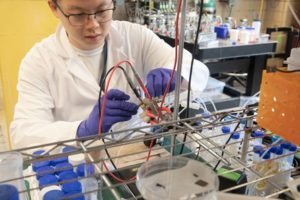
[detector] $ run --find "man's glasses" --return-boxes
[54,1,115,26]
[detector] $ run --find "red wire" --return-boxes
[99,60,151,183]
[99,0,182,183]
[146,0,182,169]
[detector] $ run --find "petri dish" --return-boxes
[136,157,219,200]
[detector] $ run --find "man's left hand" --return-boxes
[146,68,176,97]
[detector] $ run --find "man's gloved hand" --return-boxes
[77,89,139,138]
[146,68,176,97]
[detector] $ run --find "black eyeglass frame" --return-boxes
[53,1,116,26]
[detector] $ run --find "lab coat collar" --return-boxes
[53,22,130,91]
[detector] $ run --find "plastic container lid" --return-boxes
[36,166,55,179]
[62,146,77,153]
[55,163,73,175]
[221,126,230,134]
[289,144,297,152]
[231,132,240,140]
[69,154,85,167]
[43,190,64,200]
[58,171,78,182]
[76,163,95,177]
[201,112,211,119]
[39,175,58,188]
[262,152,271,160]
[51,156,68,166]
[41,185,63,200]
[276,147,283,155]
[281,142,291,150]
[253,145,263,154]
[62,181,82,193]
[270,146,278,154]
[0,184,19,200]
[252,130,264,138]
[32,150,50,172]
[136,157,219,200]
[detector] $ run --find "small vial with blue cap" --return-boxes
[77,163,98,200]
[55,162,74,176]
[36,166,55,179]
[251,130,265,146]
[217,126,231,145]
[227,132,241,161]
[32,150,50,172]
[286,144,297,167]
[39,174,58,188]
[40,185,64,200]
[253,145,263,164]
[62,181,83,200]
[58,171,78,182]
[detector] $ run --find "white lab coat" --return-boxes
[10,21,209,149]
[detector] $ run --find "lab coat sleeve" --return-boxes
[138,26,209,91]
[10,48,81,149]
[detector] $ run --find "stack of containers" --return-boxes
[31,146,98,200]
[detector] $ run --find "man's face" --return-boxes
[49,0,114,50]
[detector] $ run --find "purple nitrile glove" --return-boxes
[77,89,139,138]
[146,68,177,97]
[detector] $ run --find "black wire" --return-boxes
[179,0,204,155]
[213,120,241,171]
[275,67,300,73]
[98,66,140,186]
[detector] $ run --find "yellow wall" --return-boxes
[0,0,59,149]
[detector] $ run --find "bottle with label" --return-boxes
[252,19,261,40]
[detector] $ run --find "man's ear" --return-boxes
[48,0,60,18]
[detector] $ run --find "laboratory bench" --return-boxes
[158,35,277,97]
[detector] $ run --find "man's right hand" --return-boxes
[77,89,139,138]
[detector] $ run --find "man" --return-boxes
[10,0,209,149]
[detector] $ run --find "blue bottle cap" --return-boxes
[55,163,73,175]
[0,184,19,200]
[253,130,264,137]
[39,175,58,188]
[33,150,49,157]
[221,126,230,134]
[62,146,77,153]
[62,181,82,193]
[63,192,85,200]
[51,156,68,166]
[232,132,240,140]
[270,146,278,154]
[281,142,291,150]
[201,112,211,119]
[77,163,95,177]
[262,152,271,160]
[289,144,297,152]
[43,190,64,200]
[32,150,50,172]
[36,166,55,179]
[58,171,78,182]
[276,147,283,155]
[253,145,263,154]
